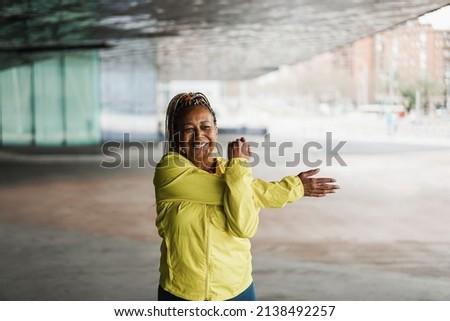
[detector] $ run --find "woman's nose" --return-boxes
[194,127,203,137]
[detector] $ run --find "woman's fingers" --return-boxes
[315,177,337,184]
[298,169,340,197]
[317,182,340,190]
[228,137,250,160]
[305,189,336,197]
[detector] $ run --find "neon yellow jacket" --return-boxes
[153,151,304,301]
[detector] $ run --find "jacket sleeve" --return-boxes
[223,158,259,238]
[251,176,304,208]
[153,153,224,205]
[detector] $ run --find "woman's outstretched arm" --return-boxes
[251,169,339,208]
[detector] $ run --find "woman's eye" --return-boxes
[184,128,194,132]
[203,126,211,130]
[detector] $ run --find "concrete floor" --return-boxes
[1,116,450,301]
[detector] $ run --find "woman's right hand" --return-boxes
[228,137,251,160]
[298,168,339,197]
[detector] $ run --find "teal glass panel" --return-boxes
[33,56,64,146]
[0,65,33,145]
[64,51,101,145]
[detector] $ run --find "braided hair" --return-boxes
[164,92,217,154]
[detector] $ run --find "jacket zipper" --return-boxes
[204,204,211,301]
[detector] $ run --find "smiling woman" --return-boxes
[153,92,339,301]
[177,104,218,173]
[164,93,218,171]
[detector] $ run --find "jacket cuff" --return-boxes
[227,158,250,168]
[293,175,305,198]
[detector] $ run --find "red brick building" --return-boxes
[332,19,449,108]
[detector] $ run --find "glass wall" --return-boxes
[0,51,101,146]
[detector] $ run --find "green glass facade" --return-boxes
[0,51,101,146]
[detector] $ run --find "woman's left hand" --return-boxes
[298,168,339,197]
[228,137,251,160]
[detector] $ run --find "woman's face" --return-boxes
[177,106,218,170]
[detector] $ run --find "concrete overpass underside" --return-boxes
[1,0,449,80]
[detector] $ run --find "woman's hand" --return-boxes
[228,137,251,160]
[298,168,339,197]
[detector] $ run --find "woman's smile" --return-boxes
[192,141,209,148]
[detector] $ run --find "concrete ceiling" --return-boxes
[1,0,449,80]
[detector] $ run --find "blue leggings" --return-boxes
[158,283,256,301]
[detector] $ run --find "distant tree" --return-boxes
[400,87,415,112]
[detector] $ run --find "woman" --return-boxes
[153,92,339,301]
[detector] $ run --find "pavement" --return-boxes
[1,113,450,301]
